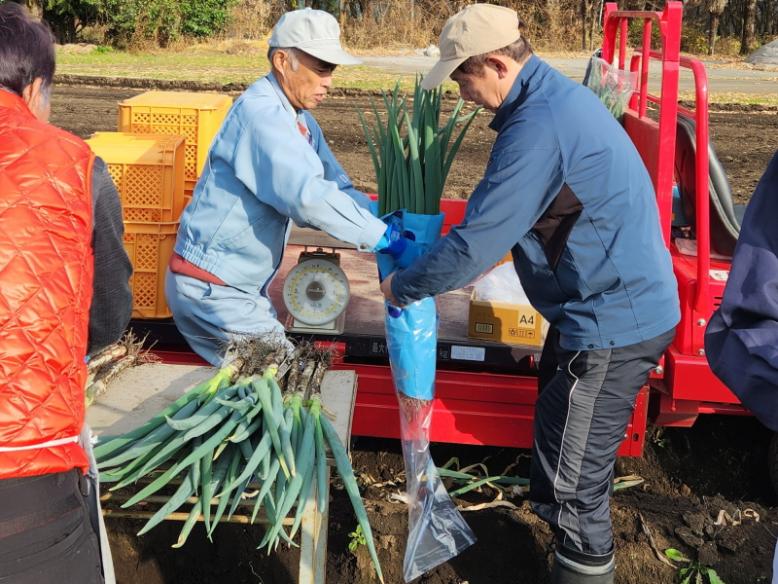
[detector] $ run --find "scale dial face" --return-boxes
[282,258,350,326]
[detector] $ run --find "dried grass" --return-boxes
[225,0,280,40]
[223,0,591,52]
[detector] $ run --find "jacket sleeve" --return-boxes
[232,109,385,251]
[88,157,133,356]
[705,151,778,431]
[391,140,562,305]
[306,111,372,210]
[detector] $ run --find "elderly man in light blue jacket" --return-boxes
[166,9,403,365]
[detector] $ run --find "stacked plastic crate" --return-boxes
[87,92,232,319]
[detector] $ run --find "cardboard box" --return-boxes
[467,292,546,348]
[497,251,513,266]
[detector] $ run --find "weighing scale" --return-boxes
[282,247,350,335]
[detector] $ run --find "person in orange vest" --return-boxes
[0,5,132,583]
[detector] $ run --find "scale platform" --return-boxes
[269,229,538,373]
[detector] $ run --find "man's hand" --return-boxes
[386,236,422,269]
[380,272,402,307]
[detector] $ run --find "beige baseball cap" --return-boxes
[269,8,361,66]
[422,3,521,90]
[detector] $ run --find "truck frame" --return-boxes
[141,1,756,470]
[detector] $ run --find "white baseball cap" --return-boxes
[269,8,361,66]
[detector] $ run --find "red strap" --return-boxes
[169,253,226,286]
[297,120,312,144]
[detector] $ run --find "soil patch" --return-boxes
[51,85,777,204]
[102,420,777,584]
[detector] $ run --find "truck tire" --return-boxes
[769,432,778,496]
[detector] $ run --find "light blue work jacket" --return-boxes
[175,72,386,295]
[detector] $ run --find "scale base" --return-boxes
[286,311,346,336]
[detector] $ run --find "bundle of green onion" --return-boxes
[95,342,383,583]
[584,56,635,120]
[359,76,480,216]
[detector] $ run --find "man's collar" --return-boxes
[0,88,32,116]
[489,54,541,132]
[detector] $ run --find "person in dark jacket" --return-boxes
[705,151,778,430]
[0,5,131,583]
[705,151,778,583]
[380,4,679,583]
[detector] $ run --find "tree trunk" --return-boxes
[764,0,774,35]
[589,0,600,52]
[723,0,740,37]
[24,0,43,18]
[769,0,778,35]
[740,0,757,54]
[546,0,561,41]
[708,12,721,55]
[580,0,587,51]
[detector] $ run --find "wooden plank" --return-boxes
[313,470,330,584]
[87,364,357,445]
[320,370,356,447]
[289,225,354,250]
[299,485,317,584]
[86,363,213,437]
[101,509,293,526]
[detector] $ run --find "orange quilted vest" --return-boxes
[0,90,94,479]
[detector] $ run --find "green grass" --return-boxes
[57,46,268,85]
[692,92,778,107]
[56,45,774,104]
[55,45,430,91]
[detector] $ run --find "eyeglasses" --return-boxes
[296,51,337,76]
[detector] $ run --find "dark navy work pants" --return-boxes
[530,328,674,567]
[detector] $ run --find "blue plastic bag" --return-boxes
[379,210,444,401]
[385,297,437,400]
[378,210,476,581]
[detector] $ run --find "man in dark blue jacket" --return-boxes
[705,151,778,583]
[380,4,679,583]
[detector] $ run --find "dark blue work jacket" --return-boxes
[392,55,679,350]
[706,151,778,430]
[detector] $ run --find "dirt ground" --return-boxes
[50,84,778,584]
[50,85,778,203]
[104,421,778,584]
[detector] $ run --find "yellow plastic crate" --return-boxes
[87,132,185,222]
[117,91,232,193]
[123,221,178,319]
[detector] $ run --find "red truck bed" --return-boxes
[150,212,649,457]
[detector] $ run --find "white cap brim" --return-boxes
[297,41,362,66]
[421,55,467,90]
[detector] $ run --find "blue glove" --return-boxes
[376,223,422,269]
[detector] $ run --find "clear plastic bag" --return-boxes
[397,397,476,582]
[473,262,529,305]
[584,56,637,119]
[380,210,476,581]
